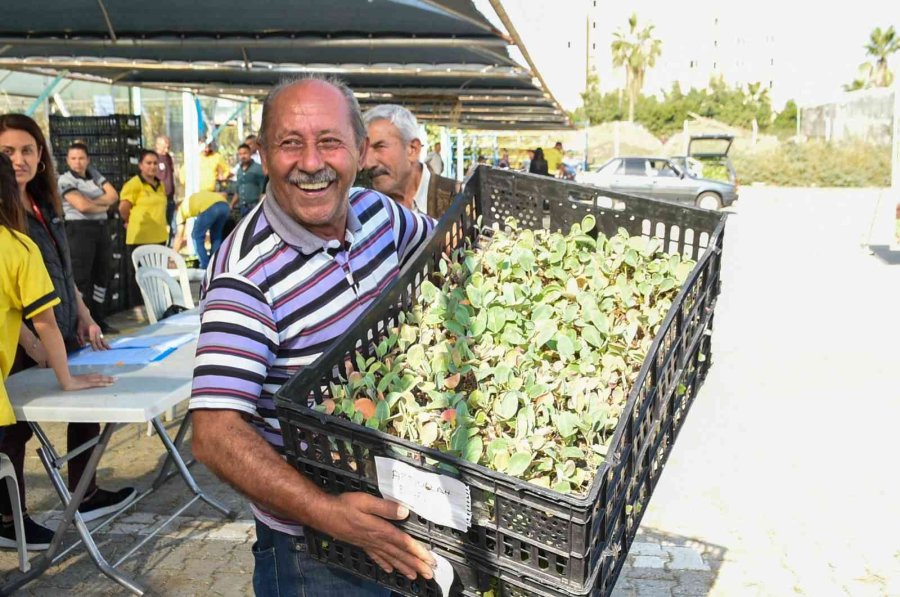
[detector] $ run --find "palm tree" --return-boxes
[611,13,662,122]
[863,26,900,87]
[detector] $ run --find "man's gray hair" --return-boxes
[362,104,420,144]
[257,74,366,148]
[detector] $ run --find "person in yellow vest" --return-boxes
[119,149,169,306]
[198,141,232,193]
[173,190,230,270]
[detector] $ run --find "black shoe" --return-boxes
[0,515,55,551]
[78,487,137,522]
[98,321,120,335]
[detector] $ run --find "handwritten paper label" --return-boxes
[430,552,455,596]
[375,456,471,531]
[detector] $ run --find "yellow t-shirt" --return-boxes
[0,227,61,425]
[177,190,227,225]
[120,175,169,245]
[199,152,230,193]
[545,147,563,174]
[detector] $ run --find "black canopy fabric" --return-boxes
[0,0,568,129]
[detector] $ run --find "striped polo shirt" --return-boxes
[189,185,434,535]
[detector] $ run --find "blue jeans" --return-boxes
[252,519,391,597]
[191,201,230,270]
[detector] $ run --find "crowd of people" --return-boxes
[0,73,585,592]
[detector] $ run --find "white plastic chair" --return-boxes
[135,267,187,432]
[131,245,195,309]
[135,267,185,325]
[1,454,30,572]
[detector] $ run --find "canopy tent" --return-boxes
[0,0,569,129]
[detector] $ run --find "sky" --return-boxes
[484,0,900,112]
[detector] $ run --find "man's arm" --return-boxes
[99,181,119,204]
[192,409,435,580]
[63,190,113,214]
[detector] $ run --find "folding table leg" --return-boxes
[0,423,146,596]
[150,416,236,519]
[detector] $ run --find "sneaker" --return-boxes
[0,515,55,551]
[78,487,137,523]
[98,320,120,335]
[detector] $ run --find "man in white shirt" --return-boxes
[362,105,457,217]
[425,141,444,176]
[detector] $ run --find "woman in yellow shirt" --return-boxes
[0,153,114,431]
[119,149,168,307]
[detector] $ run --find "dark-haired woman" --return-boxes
[0,114,134,551]
[119,149,168,308]
[528,147,550,176]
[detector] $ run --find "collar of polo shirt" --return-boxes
[262,182,361,255]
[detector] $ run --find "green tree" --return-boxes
[864,25,900,87]
[610,13,662,123]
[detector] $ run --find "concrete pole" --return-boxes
[182,91,199,197]
[613,121,620,157]
[440,127,451,176]
[683,120,690,155]
[130,87,142,115]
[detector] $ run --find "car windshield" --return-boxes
[596,159,621,175]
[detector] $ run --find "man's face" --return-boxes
[155,137,169,154]
[66,149,89,176]
[434,142,441,153]
[362,119,421,200]
[260,81,366,233]
[238,147,252,165]
[246,138,258,153]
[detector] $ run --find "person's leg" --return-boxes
[66,221,97,315]
[65,422,136,522]
[252,520,390,597]
[91,221,111,323]
[166,195,176,245]
[66,422,99,496]
[208,202,230,261]
[126,244,142,308]
[191,209,214,270]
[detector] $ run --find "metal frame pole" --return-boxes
[24,71,68,116]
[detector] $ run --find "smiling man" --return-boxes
[362,104,457,218]
[189,75,436,596]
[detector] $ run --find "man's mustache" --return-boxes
[367,166,390,178]
[287,167,337,185]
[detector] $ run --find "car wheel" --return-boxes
[696,192,722,210]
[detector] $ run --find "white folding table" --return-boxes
[0,315,235,595]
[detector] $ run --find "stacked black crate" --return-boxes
[49,115,142,314]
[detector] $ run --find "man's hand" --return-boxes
[77,318,110,351]
[316,492,435,581]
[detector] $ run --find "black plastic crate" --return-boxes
[275,166,726,594]
[304,523,629,597]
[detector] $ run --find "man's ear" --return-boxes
[357,136,370,171]
[259,148,269,176]
[408,138,422,161]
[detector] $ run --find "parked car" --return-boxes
[578,154,738,210]
[671,133,737,188]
